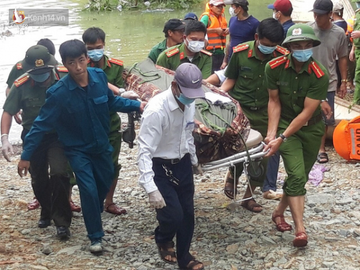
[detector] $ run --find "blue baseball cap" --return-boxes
[184,12,198,21]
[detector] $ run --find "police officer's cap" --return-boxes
[22,45,57,75]
[282,24,321,47]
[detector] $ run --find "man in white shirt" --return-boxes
[137,63,204,270]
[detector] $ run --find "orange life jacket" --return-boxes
[200,10,227,51]
[346,15,355,43]
[333,115,360,160]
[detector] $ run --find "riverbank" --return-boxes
[1,137,360,269]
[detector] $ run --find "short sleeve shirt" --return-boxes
[225,41,287,108]
[6,62,25,88]
[156,43,212,79]
[148,39,167,63]
[265,54,329,121]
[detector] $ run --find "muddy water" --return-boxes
[0,0,272,143]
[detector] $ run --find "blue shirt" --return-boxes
[282,19,295,38]
[229,15,259,58]
[21,68,140,160]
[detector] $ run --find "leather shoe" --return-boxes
[56,226,70,240]
[38,219,51,228]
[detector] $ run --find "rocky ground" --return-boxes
[0,134,360,270]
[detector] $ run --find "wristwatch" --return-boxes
[279,133,287,142]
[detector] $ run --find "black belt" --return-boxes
[283,113,323,126]
[153,157,181,165]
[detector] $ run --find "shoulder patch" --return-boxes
[56,66,68,73]
[108,58,123,66]
[269,56,288,69]
[233,44,249,53]
[200,49,212,56]
[166,48,180,58]
[310,61,325,78]
[275,45,290,55]
[14,74,30,87]
[16,62,23,70]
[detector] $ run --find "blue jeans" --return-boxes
[263,151,280,192]
[153,154,195,268]
[65,146,113,241]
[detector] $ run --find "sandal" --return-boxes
[70,200,81,212]
[223,171,237,199]
[27,198,40,210]
[293,232,308,247]
[317,152,328,163]
[181,259,204,270]
[240,198,262,213]
[272,213,292,232]
[157,241,177,264]
[105,203,127,215]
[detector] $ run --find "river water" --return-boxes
[0,0,354,142]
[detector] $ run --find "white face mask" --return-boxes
[186,39,205,53]
[229,6,236,17]
[273,12,278,20]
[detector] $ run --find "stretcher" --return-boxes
[123,59,267,200]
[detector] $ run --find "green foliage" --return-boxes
[86,0,118,11]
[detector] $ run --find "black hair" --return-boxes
[59,39,87,64]
[82,27,106,44]
[185,20,207,36]
[257,18,284,43]
[279,7,293,17]
[37,38,55,56]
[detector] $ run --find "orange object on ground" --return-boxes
[333,115,360,160]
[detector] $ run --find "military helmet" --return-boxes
[22,45,57,75]
[282,24,321,47]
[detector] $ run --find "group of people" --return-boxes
[0,0,357,269]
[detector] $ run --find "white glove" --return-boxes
[148,190,166,209]
[121,90,139,100]
[1,134,13,162]
[192,163,203,175]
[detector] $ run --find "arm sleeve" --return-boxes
[201,56,212,79]
[225,53,239,80]
[200,15,209,27]
[155,51,169,69]
[137,110,164,193]
[306,69,329,101]
[3,84,22,115]
[187,106,198,165]
[148,47,158,63]
[6,64,23,88]
[337,31,349,59]
[265,62,279,90]
[21,89,59,160]
[114,65,124,88]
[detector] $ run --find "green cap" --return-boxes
[22,45,57,75]
[282,24,321,47]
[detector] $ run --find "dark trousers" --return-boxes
[153,154,195,268]
[22,130,72,227]
[211,53,225,74]
[65,146,113,241]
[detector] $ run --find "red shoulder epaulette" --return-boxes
[310,61,325,78]
[14,74,30,87]
[200,49,212,56]
[166,48,180,58]
[269,56,288,69]
[233,44,249,53]
[16,62,23,70]
[275,45,290,55]
[108,58,123,66]
[57,66,68,72]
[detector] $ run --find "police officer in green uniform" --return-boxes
[264,24,329,247]
[350,1,360,104]
[156,20,212,79]
[148,19,185,64]
[1,45,72,239]
[220,18,286,212]
[82,27,139,215]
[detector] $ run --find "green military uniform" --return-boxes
[148,39,167,64]
[6,61,25,88]
[4,67,67,130]
[156,43,212,79]
[88,55,124,178]
[265,51,329,196]
[353,8,360,104]
[225,41,289,186]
